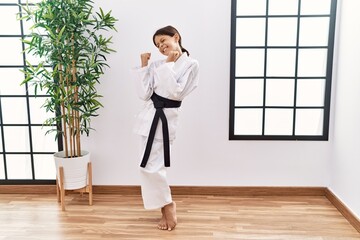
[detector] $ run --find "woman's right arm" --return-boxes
[131,53,154,101]
[131,66,154,101]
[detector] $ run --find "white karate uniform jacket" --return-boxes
[132,53,200,140]
[132,53,199,209]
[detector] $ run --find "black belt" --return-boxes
[140,93,182,168]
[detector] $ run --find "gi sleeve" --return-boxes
[153,59,200,100]
[130,64,155,101]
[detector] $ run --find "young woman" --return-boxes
[132,25,199,231]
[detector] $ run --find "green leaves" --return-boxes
[95,8,117,31]
[18,0,117,144]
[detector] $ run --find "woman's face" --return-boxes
[154,34,179,56]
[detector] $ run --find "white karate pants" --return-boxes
[139,136,173,210]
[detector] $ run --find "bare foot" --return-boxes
[157,207,168,230]
[163,202,177,231]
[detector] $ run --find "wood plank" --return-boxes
[0,185,56,194]
[0,185,325,196]
[0,193,359,239]
[0,185,358,235]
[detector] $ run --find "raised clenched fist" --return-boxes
[140,52,151,67]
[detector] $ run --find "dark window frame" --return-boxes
[0,1,57,185]
[229,0,338,140]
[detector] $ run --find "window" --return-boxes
[0,0,57,184]
[229,0,337,140]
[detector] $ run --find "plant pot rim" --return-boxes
[54,150,90,158]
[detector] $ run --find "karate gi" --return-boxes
[132,53,199,209]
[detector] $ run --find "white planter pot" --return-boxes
[54,150,91,190]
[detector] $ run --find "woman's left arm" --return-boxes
[154,59,200,100]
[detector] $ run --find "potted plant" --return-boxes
[18,0,117,194]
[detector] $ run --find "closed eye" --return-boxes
[156,38,165,48]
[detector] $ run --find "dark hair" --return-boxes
[152,25,190,56]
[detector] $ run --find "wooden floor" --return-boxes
[0,193,359,240]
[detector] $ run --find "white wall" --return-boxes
[329,0,360,219]
[82,0,331,187]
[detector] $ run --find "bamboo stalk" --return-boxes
[72,108,76,156]
[75,87,81,156]
[65,66,73,158]
[56,26,69,158]
[71,33,81,157]
[74,87,81,157]
[58,63,68,158]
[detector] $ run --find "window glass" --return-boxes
[25,50,47,67]
[236,18,266,46]
[0,68,26,95]
[236,0,266,15]
[234,109,263,135]
[267,18,298,46]
[1,97,28,124]
[299,17,330,46]
[265,109,294,135]
[235,79,264,106]
[296,79,325,107]
[266,49,296,77]
[0,38,23,65]
[29,97,55,124]
[0,155,4,179]
[6,154,32,179]
[298,49,328,77]
[0,6,20,35]
[295,109,324,135]
[3,126,30,152]
[301,0,331,15]
[31,126,58,153]
[0,128,3,151]
[20,0,42,3]
[268,0,298,15]
[266,79,295,106]
[236,49,265,77]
